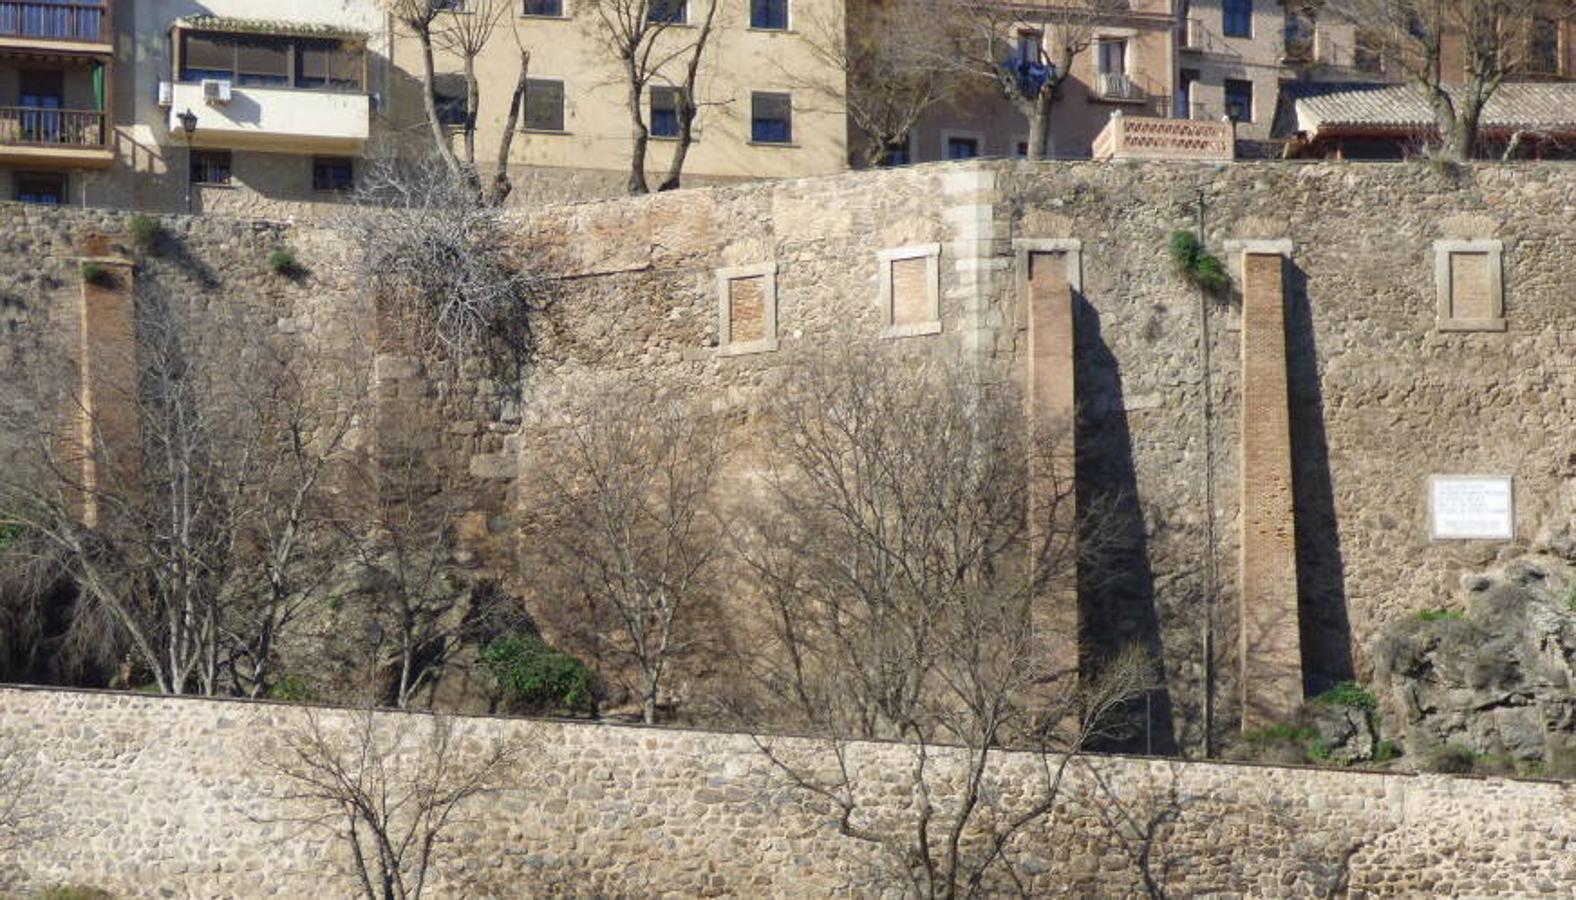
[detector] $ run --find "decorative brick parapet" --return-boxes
[1092,112,1234,161]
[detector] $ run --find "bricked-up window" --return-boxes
[14,172,65,205]
[716,262,779,355]
[190,150,232,185]
[312,156,354,191]
[1434,239,1506,332]
[1223,0,1253,38]
[650,86,680,138]
[751,92,792,143]
[648,0,687,24]
[878,244,942,339]
[524,0,564,16]
[1225,78,1254,122]
[751,0,788,30]
[523,79,565,132]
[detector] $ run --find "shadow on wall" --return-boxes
[1284,262,1354,692]
[1075,296,1177,756]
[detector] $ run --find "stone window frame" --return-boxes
[877,242,942,339]
[1433,238,1506,333]
[715,260,779,356]
[1013,238,1084,302]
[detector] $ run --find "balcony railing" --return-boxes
[1093,111,1234,162]
[0,106,106,147]
[1180,17,1205,51]
[1097,72,1144,101]
[0,1,109,44]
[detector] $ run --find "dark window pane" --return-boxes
[751,91,791,143]
[524,79,564,131]
[297,40,364,91]
[880,137,909,166]
[524,0,563,15]
[15,173,65,205]
[648,0,686,25]
[183,34,233,81]
[191,150,232,185]
[750,0,787,30]
[946,137,978,160]
[313,156,355,191]
[1224,78,1253,122]
[1223,0,1252,38]
[650,86,680,138]
[235,37,288,87]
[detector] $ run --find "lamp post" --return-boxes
[177,108,198,213]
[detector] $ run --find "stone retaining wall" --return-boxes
[0,687,1572,897]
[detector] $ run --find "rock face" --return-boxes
[1373,554,1576,771]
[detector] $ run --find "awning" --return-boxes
[170,16,369,44]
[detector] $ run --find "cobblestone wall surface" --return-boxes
[1,687,1573,898]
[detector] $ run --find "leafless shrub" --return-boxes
[0,733,42,856]
[520,376,729,723]
[730,349,1155,896]
[259,708,526,900]
[342,157,549,387]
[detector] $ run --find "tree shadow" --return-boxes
[1284,262,1354,693]
[1075,297,1177,755]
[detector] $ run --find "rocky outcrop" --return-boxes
[1373,553,1576,772]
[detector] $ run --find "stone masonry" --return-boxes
[2,687,1574,897]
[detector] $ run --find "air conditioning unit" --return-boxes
[201,79,232,104]
[157,80,174,108]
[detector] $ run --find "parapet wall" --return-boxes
[4,160,1575,748]
[1,686,1572,897]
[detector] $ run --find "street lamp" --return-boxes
[177,108,198,213]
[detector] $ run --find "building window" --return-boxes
[750,0,788,30]
[179,31,364,92]
[1224,78,1253,122]
[1354,30,1385,74]
[1177,68,1199,119]
[1223,0,1252,38]
[648,0,686,24]
[1097,38,1127,75]
[523,78,565,132]
[716,262,779,355]
[1529,18,1560,75]
[190,150,233,185]
[945,135,979,159]
[878,135,911,166]
[1014,139,1029,158]
[650,85,681,138]
[312,156,354,191]
[878,244,942,339]
[14,172,65,205]
[750,92,792,143]
[523,0,564,16]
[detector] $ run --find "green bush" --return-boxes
[37,884,115,900]
[267,248,302,277]
[126,213,162,251]
[79,262,117,288]
[267,675,315,703]
[1424,743,1480,774]
[1241,722,1317,746]
[1167,230,1231,295]
[1417,607,1465,623]
[0,518,22,552]
[1566,585,1576,612]
[1314,680,1378,711]
[1372,740,1402,763]
[482,633,597,715]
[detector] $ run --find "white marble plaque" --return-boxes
[1430,475,1514,540]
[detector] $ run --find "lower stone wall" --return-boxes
[1,687,1571,898]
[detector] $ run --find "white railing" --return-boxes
[1098,72,1143,101]
[1093,112,1234,162]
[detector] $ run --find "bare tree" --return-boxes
[522,378,727,723]
[0,733,42,855]
[0,288,365,697]
[260,708,524,900]
[731,350,1152,896]
[795,0,954,167]
[342,158,548,383]
[943,0,1134,160]
[383,0,532,205]
[1325,0,1566,159]
[583,0,721,193]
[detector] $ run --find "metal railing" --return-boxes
[1097,72,1144,101]
[0,107,106,147]
[0,2,110,44]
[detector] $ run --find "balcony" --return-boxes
[1180,17,1205,52]
[1097,72,1146,102]
[0,2,111,54]
[0,105,111,166]
[1093,111,1234,162]
[166,81,370,154]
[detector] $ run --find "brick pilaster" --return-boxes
[77,256,139,527]
[1026,251,1078,684]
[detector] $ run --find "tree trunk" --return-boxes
[1446,89,1487,161]
[657,0,717,192]
[626,70,651,195]
[1025,84,1055,161]
[415,28,465,180]
[462,54,479,168]
[488,50,531,208]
